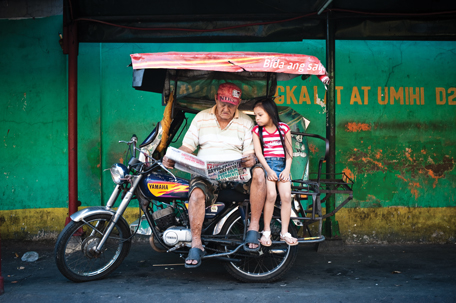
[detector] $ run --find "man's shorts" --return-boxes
[189,162,264,207]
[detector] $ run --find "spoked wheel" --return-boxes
[220,208,298,283]
[54,214,131,282]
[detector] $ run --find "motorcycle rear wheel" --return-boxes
[220,208,298,283]
[54,214,131,282]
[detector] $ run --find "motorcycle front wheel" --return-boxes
[54,214,131,282]
[220,208,298,283]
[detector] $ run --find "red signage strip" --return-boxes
[130,52,328,79]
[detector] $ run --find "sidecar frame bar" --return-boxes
[285,131,354,243]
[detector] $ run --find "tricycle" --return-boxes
[54,51,354,283]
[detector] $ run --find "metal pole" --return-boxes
[324,9,341,238]
[66,21,79,225]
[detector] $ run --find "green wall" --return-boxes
[1,17,68,210]
[335,41,456,208]
[1,16,455,241]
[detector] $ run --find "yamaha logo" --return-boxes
[150,184,169,190]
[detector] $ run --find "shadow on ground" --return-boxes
[1,240,455,303]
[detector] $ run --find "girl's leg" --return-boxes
[260,180,277,246]
[277,181,298,244]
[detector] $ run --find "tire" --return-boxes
[220,208,298,283]
[54,214,131,282]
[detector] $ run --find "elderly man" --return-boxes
[163,82,266,268]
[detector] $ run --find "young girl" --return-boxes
[252,98,298,246]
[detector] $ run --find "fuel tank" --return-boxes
[139,172,189,200]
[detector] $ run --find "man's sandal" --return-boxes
[243,230,261,252]
[185,247,206,268]
[280,232,299,246]
[260,230,272,247]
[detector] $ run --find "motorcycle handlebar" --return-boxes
[119,134,138,145]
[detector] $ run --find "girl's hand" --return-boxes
[279,169,291,182]
[266,169,278,181]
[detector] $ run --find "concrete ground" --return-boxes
[0,239,455,303]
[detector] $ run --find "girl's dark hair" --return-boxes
[253,98,292,158]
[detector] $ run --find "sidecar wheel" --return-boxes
[220,209,298,283]
[54,214,131,282]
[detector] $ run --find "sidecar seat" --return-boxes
[139,122,162,148]
[138,122,164,162]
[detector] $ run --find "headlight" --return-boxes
[110,163,129,184]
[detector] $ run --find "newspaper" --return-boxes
[165,147,251,182]
[166,147,208,176]
[207,159,251,182]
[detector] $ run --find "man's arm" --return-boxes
[162,145,194,169]
[240,114,256,168]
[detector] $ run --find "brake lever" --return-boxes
[118,140,135,145]
[119,135,138,145]
[157,161,178,182]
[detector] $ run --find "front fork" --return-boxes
[94,175,142,253]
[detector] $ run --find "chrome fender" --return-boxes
[70,206,116,222]
[213,206,239,235]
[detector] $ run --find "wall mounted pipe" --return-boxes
[66,21,79,224]
[324,9,341,238]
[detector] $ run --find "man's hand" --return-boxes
[162,145,194,169]
[241,153,256,168]
[162,156,175,169]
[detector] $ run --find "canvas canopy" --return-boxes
[130,52,329,78]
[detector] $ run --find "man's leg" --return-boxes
[247,166,266,249]
[186,188,206,265]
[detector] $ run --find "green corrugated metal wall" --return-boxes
[1,16,455,242]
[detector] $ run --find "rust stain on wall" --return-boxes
[347,146,444,179]
[345,122,371,132]
[348,149,387,173]
[424,156,454,188]
[426,170,444,188]
[396,174,408,182]
[365,158,386,170]
[394,154,453,196]
[425,155,454,176]
[405,148,414,162]
[393,154,451,197]
[409,182,422,200]
[343,167,355,181]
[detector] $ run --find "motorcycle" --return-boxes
[54,51,354,283]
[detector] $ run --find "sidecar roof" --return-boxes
[130,52,328,76]
[130,51,328,112]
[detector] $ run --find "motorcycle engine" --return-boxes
[152,206,191,246]
[152,207,177,231]
[163,226,192,246]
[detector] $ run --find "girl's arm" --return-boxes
[253,133,278,181]
[279,130,293,181]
